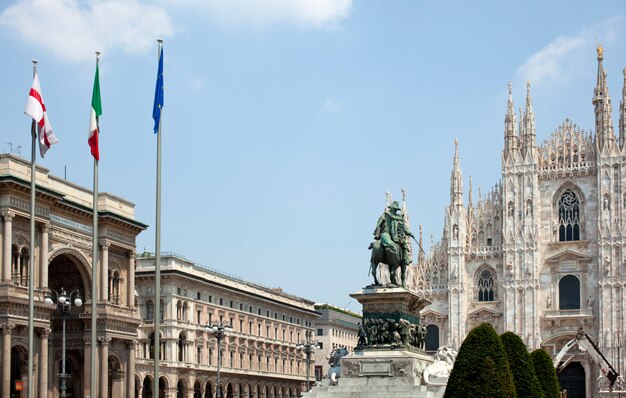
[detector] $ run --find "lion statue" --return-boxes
[423,346,458,386]
[327,347,349,385]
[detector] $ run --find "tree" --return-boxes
[444,323,516,398]
[530,349,560,398]
[500,332,544,398]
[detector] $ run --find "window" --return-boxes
[477,269,495,301]
[197,292,201,300]
[219,298,224,306]
[197,309,201,324]
[230,300,234,308]
[425,325,439,351]
[559,275,580,310]
[240,320,243,331]
[558,190,581,241]
[240,303,243,311]
[146,301,154,320]
[317,342,323,349]
[208,295,212,303]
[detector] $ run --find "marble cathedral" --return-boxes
[411,49,626,397]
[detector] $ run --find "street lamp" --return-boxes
[296,331,320,392]
[44,287,82,398]
[205,321,233,398]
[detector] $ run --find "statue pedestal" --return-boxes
[304,287,444,398]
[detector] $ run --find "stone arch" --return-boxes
[204,380,213,398]
[48,246,93,295]
[193,380,202,398]
[108,354,124,397]
[176,377,189,398]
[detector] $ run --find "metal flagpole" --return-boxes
[154,38,163,397]
[27,59,38,398]
[91,51,101,398]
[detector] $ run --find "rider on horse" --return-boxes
[369,200,414,287]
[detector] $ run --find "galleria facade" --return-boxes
[0,154,322,398]
[411,50,626,397]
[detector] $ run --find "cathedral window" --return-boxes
[558,191,581,241]
[559,275,580,310]
[477,269,495,301]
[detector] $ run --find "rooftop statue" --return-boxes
[597,43,604,58]
[368,200,414,287]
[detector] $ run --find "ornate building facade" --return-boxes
[0,154,145,397]
[134,252,320,398]
[412,50,626,397]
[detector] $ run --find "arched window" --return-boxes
[558,191,581,241]
[559,275,580,310]
[477,269,495,301]
[425,324,439,351]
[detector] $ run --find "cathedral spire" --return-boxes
[450,138,463,208]
[523,81,536,153]
[593,44,615,149]
[619,68,626,147]
[504,82,518,158]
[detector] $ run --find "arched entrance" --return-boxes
[558,362,585,398]
[205,381,213,398]
[159,376,168,398]
[108,356,123,397]
[10,346,27,397]
[194,380,202,398]
[142,376,153,398]
[48,252,88,398]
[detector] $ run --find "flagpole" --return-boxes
[154,37,163,398]
[27,58,38,398]
[91,51,101,398]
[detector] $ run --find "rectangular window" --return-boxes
[258,323,262,336]
[196,292,201,300]
[258,308,262,315]
[197,309,201,324]
[208,295,212,303]
[219,298,224,306]
[249,321,253,334]
[239,319,243,331]
[208,313,212,323]
[230,300,234,308]
[240,303,243,310]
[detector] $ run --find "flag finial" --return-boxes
[95,51,101,61]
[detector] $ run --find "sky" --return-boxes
[1,0,626,313]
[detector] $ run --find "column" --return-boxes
[127,251,135,307]
[100,242,110,301]
[126,340,137,398]
[2,212,14,282]
[83,338,92,398]
[99,337,110,398]
[39,328,51,398]
[39,223,49,288]
[2,323,15,398]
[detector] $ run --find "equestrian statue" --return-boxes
[368,199,414,288]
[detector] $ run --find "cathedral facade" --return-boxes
[412,50,626,397]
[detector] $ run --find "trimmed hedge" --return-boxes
[444,323,516,398]
[530,349,561,398]
[500,332,544,398]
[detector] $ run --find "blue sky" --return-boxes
[1,1,625,312]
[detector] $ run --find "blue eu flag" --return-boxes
[152,46,164,134]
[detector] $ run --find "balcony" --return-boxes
[543,308,594,329]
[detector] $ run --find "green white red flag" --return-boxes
[88,61,102,160]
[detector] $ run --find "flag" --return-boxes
[88,62,102,160]
[152,45,164,133]
[25,73,58,157]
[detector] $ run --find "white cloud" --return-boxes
[517,35,586,84]
[517,16,624,85]
[0,0,175,63]
[164,0,353,29]
[322,97,344,113]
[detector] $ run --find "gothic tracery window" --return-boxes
[558,191,581,241]
[477,269,495,301]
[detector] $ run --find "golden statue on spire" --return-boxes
[597,43,604,58]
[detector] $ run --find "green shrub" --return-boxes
[444,323,516,398]
[500,332,544,398]
[530,349,560,398]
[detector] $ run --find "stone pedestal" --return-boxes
[303,287,444,398]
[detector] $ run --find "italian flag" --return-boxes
[88,62,102,161]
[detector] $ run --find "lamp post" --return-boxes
[296,331,319,392]
[44,287,82,398]
[205,321,233,398]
